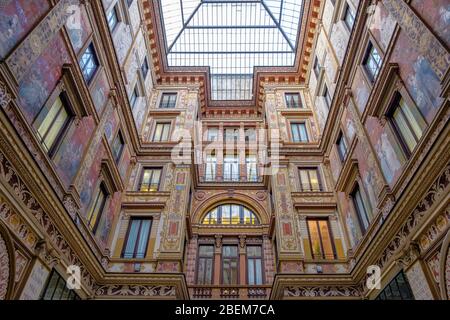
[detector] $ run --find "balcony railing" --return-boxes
[201,174,262,183]
[190,286,271,299]
[299,183,323,192]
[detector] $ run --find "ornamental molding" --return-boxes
[94,285,176,298]
[284,285,362,298]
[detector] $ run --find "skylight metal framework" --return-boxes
[159,0,303,101]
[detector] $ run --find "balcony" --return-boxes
[190,285,271,300]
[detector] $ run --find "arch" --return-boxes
[202,204,259,225]
[439,228,450,299]
[0,220,15,300]
[192,192,269,225]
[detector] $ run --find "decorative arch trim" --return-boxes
[192,192,269,225]
[439,228,450,300]
[0,219,15,300]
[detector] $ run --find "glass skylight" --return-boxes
[160,0,303,101]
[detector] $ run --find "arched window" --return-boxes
[202,204,259,225]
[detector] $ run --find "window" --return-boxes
[337,132,348,162]
[139,168,162,192]
[389,95,427,156]
[87,183,108,233]
[298,168,322,191]
[313,56,320,77]
[129,86,138,109]
[126,0,133,7]
[307,219,336,259]
[225,128,240,142]
[222,245,238,285]
[343,3,355,30]
[33,94,72,156]
[291,123,308,142]
[196,245,214,285]
[122,218,152,259]
[202,204,259,225]
[205,154,216,181]
[141,57,149,79]
[246,155,258,182]
[79,43,99,83]
[152,122,171,142]
[363,42,382,81]
[247,246,263,285]
[285,93,301,108]
[41,270,80,300]
[207,128,219,141]
[107,5,119,31]
[224,154,239,181]
[323,84,332,108]
[111,131,124,163]
[245,128,256,142]
[351,185,371,232]
[159,93,177,108]
[376,271,414,300]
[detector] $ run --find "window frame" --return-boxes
[351,184,371,233]
[336,131,348,162]
[362,40,383,83]
[306,218,337,260]
[376,271,415,300]
[111,130,125,163]
[79,42,100,84]
[246,245,264,285]
[195,244,215,285]
[284,92,301,109]
[387,93,427,158]
[298,167,323,192]
[290,122,309,143]
[86,182,109,234]
[107,4,119,32]
[121,217,153,259]
[159,93,178,109]
[138,167,162,192]
[152,121,172,142]
[343,2,355,31]
[221,244,239,285]
[41,269,80,300]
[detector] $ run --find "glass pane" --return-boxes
[136,220,151,258]
[205,258,213,284]
[399,98,426,142]
[231,205,240,224]
[153,124,163,141]
[393,107,417,152]
[221,205,231,224]
[309,170,320,191]
[197,258,205,284]
[42,272,59,300]
[199,245,214,257]
[150,170,161,191]
[37,97,62,143]
[299,170,310,191]
[255,259,263,285]
[248,259,255,285]
[52,276,65,300]
[123,220,140,258]
[318,220,334,259]
[43,103,68,151]
[354,189,369,229]
[308,220,322,258]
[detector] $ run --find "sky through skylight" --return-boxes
[160,0,303,101]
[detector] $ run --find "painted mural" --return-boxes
[0,0,49,59]
[18,35,70,123]
[90,69,110,115]
[66,4,92,54]
[391,32,444,123]
[338,191,362,249]
[96,190,121,248]
[369,2,396,52]
[53,115,96,188]
[79,145,106,212]
[411,0,450,48]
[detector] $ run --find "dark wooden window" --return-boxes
[159,93,177,108]
[41,270,80,300]
[344,3,355,30]
[129,86,138,109]
[87,183,108,233]
[323,84,332,108]
[122,218,152,258]
[33,93,73,157]
[247,245,263,285]
[307,218,336,259]
[376,271,415,300]
[337,132,348,162]
[351,184,371,233]
[79,43,99,83]
[222,245,238,285]
[389,94,427,157]
[112,131,124,163]
[196,245,214,285]
[141,57,149,79]
[285,93,301,108]
[126,0,134,7]
[363,41,382,81]
[107,5,119,31]
[152,122,171,141]
[298,168,322,191]
[313,56,320,77]
[139,167,162,192]
[291,123,308,142]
